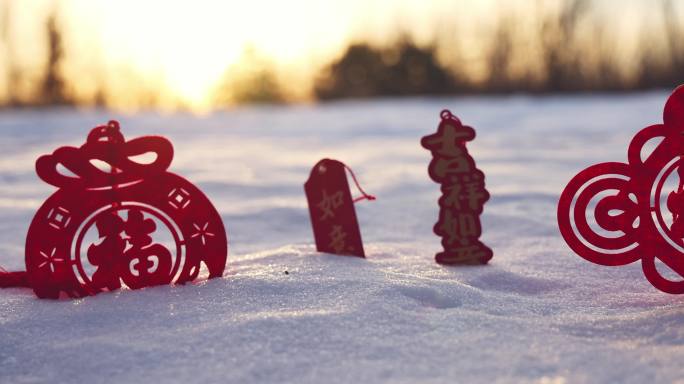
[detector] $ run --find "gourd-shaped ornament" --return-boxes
[23,121,227,298]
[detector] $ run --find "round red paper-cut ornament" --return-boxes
[24,121,227,298]
[558,85,684,294]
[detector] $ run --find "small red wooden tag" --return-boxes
[304,159,375,257]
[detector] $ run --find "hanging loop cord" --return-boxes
[343,163,376,203]
[0,266,30,288]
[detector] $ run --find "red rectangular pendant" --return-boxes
[304,159,367,257]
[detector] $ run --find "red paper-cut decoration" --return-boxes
[304,159,375,257]
[422,110,493,265]
[14,120,228,299]
[558,85,684,294]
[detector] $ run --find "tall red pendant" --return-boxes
[422,110,493,265]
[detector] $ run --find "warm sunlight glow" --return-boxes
[0,0,676,111]
[64,0,370,110]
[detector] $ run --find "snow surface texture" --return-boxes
[2,93,684,384]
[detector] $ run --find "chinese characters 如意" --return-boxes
[317,190,353,253]
[304,158,373,258]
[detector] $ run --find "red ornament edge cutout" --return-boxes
[19,120,228,299]
[558,85,684,294]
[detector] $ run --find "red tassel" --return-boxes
[343,163,376,203]
[0,266,31,288]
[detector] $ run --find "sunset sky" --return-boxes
[0,0,678,111]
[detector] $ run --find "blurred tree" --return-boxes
[315,44,385,99]
[590,24,624,91]
[387,41,458,95]
[40,13,71,105]
[634,0,684,90]
[315,40,460,100]
[485,16,516,92]
[1,1,22,106]
[230,69,283,104]
[214,47,284,105]
[662,0,684,86]
[538,0,590,92]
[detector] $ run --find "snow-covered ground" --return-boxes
[2,92,684,383]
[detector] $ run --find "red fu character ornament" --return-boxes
[422,110,493,265]
[558,85,684,294]
[304,159,375,257]
[12,121,227,299]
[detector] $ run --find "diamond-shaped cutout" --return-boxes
[47,206,71,230]
[168,187,191,209]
